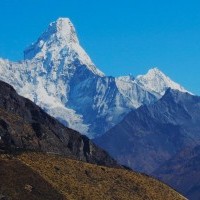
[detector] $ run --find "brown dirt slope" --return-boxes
[0,152,186,200]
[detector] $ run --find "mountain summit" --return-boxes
[25,18,79,59]
[0,18,190,138]
[24,18,104,77]
[135,68,188,96]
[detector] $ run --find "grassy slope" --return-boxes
[1,153,187,200]
[0,152,186,200]
[0,154,64,200]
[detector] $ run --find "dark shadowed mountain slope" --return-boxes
[0,152,187,200]
[94,89,200,173]
[153,145,200,200]
[0,80,118,167]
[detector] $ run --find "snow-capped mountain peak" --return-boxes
[138,67,169,81]
[135,67,189,96]
[146,67,165,76]
[0,18,191,138]
[24,18,78,60]
[46,17,79,44]
[24,18,104,77]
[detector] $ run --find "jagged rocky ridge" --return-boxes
[153,145,200,200]
[0,80,118,168]
[94,89,200,173]
[0,18,188,138]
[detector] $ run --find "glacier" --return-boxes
[0,18,189,138]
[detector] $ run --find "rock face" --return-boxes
[153,145,200,200]
[94,89,200,173]
[0,80,118,168]
[0,18,188,138]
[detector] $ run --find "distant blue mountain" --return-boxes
[94,89,200,199]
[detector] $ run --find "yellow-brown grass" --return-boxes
[0,154,64,200]
[0,152,184,200]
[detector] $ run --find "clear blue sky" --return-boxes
[0,0,200,94]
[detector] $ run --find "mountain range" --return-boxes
[94,89,200,199]
[0,80,186,200]
[0,17,197,199]
[0,18,188,138]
